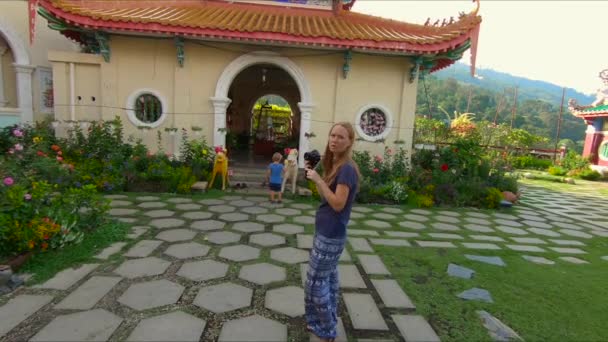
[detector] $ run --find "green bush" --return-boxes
[510,155,552,170]
[577,169,602,181]
[548,166,567,176]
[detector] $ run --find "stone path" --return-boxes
[2,189,608,341]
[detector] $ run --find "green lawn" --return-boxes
[377,236,608,342]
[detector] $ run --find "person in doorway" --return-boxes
[266,152,285,203]
[303,122,360,342]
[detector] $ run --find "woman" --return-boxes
[304,122,360,342]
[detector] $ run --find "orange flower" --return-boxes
[41,242,48,250]
[28,240,35,249]
[51,144,60,151]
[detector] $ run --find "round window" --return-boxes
[599,141,608,161]
[126,89,167,128]
[354,105,392,141]
[135,94,162,124]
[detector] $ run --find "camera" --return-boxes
[304,150,321,170]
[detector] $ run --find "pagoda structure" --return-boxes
[569,69,608,171]
[37,0,482,164]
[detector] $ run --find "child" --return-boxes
[266,152,285,203]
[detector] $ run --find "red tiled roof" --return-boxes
[40,0,481,56]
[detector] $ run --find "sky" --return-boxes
[353,0,607,95]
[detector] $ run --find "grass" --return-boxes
[376,236,608,342]
[19,220,130,285]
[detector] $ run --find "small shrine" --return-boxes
[568,69,608,172]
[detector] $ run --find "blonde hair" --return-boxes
[272,152,282,162]
[322,122,361,190]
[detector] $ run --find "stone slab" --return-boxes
[435,215,461,224]
[182,211,213,220]
[144,209,175,218]
[219,212,249,222]
[265,286,305,317]
[403,214,429,222]
[447,264,475,279]
[348,229,380,236]
[392,315,440,342]
[273,223,305,235]
[199,199,225,205]
[128,311,205,342]
[175,203,202,211]
[399,221,426,230]
[128,226,149,239]
[294,216,315,224]
[458,288,493,303]
[272,247,309,264]
[250,233,286,247]
[343,293,389,330]
[470,235,505,242]
[109,200,132,207]
[369,238,411,246]
[208,205,236,213]
[218,315,287,342]
[415,240,456,248]
[191,219,225,231]
[522,255,555,265]
[365,219,392,229]
[0,295,53,336]
[300,264,366,289]
[36,264,98,290]
[430,222,460,231]
[496,226,528,235]
[164,242,210,259]
[124,240,163,257]
[506,245,546,253]
[55,276,121,310]
[549,239,585,246]
[477,310,522,342]
[511,237,546,245]
[297,234,314,249]
[256,214,284,223]
[242,206,269,215]
[138,202,167,209]
[114,257,170,278]
[206,231,242,244]
[549,247,586,254]
[559,229,593,239]
[194,283,252,313]
[232,222,265,233]
[462,242,501,250]
[349,237,374,252]
[156,229,197,242]
[177,260,229,281]
[371,279,415,309]
[136,196,161,201]
[358,254,391,275]
[464,224,495,233]
[95,242,127,259]
[559,256,588,264]
[167,197,193,203]
[108,208,138,216]
[119,279,184,310]
[30,309,122,342]
[428,233,463,240]
[150,218,185,229]
[239,263,286,285]
[465,255,506,266]
[219,244,260,262]
[529,228,561,237]
[384,231,419,238]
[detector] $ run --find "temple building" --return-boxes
[36,0,482,165]
[569,69,608,173]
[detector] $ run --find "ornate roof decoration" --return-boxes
[38,0,481,75]
[569,69,608,118]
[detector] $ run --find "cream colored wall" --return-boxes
[49,36,419,158]
[1,42,17,107]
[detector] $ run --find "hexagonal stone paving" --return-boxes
[194,283,252,313]
[127,311,206,342]
[275,208,302,216]
[294,216,315,224]
[175,203,202,211]
[239,263,286,285]
[109,200,132,207]
[363,220,392,229]
[150,218,186,229]
[191,219,225,231]
[138,201,167,209]
[182,211,213,220]
[144,209,176,218]
[221,195,243,200]
[118,279,184,310]
[265,286,305,317]
[273,223,305,235]
[114,257,171,278]
[206,231,241,244]
[109,208,139,216]
[352,206,373,213]
[271,247,309,264]
[136,196,161,201]
[167,197,193,203]
[232,222,265,233]
[30,309,122,342]
[257,214,285,223]
[156,229,197,242]
[229,199,255,207]
[177,260,229,281]
[219,244,260,262]
[218,315,287,342]
[164,242,210,259]
[218,212,249,222]
[240,206,269,215]
[372,213,397,220]
[208,205,236,213]
[404,214,429,222]
[199,199,225,205]
[250,233,286,247]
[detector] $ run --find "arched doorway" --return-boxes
[212,51,314,167]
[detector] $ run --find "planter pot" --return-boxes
[3,252,33,272]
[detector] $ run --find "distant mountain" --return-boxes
[434,63,595,106]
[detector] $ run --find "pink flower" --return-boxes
[374,155,382,162]
[373,168,379,173]
[14,143,23,151]
[387,149,393,155]
[56,156,63,162]
[13,129,23,137]
[8,148,14,154]
[3,177,14,186]
[24,194,32,200]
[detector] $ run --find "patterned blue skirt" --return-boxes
[305,233,346,340]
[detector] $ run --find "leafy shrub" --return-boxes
[577,169,602,181]
[483,187,504,209]
[561,151,590,172]
[510,155,552,170]
[548,166,567,176]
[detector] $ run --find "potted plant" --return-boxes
[164,127,178,136]
[191,126,202,136]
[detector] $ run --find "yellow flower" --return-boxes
[33,136,42,143]
[28,240,35,249]
[202,149,208,155]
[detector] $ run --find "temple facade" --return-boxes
[37,0,482,165]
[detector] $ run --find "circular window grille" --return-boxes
[134,94,163,124]
[360,108,387,137]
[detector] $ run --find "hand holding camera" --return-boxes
[303,149,321,183]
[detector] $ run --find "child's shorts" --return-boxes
[269,183,281,192]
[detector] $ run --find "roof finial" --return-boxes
[472,0,480,16]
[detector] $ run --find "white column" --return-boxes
[12,63,35,123]
[298,102,315,168]
[210,96,232,147]
[0,44,7,107]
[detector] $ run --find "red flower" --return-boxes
[37,151,45,156]
[452,148,459,153]
[441,164,449,172]
[51,145,60,151]
[373,168,379,173]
